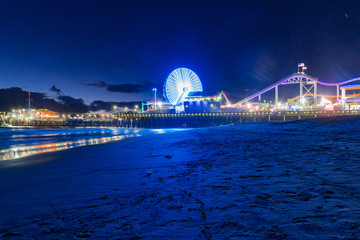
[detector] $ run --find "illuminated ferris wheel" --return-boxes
[163,68,203,106]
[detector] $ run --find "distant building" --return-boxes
[36,109,59,119]
[340,84,360,110]
[184,91,222,113]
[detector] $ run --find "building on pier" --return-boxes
[340,84,360,110]
[36,109,59,119]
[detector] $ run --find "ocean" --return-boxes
[0,127,147,162]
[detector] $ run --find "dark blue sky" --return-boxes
[1,0,360,103]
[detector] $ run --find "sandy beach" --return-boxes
[1,118,360,239]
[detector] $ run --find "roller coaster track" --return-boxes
[236,73,360,106]
[288,93,360,102]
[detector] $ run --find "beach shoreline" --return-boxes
[1,120,360,239]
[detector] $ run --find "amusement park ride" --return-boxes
[235,63,360,111]
[143,67,231,113]
[144,64,360,113]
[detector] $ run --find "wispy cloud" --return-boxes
[50,85,63,95]
[83,81,153,93]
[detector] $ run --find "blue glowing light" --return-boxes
[164,68,203,106]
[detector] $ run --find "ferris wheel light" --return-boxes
[164,68,203,106]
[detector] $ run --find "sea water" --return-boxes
[0,127,144,161]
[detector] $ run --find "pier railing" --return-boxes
[3,110,360,128]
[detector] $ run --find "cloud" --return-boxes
[0,87,146,113]
[50,85,63,95]
[89,100,142,111]
[84,81,108,88]
[106,83,152,93]
[0,87,69,112]
[58,95,89,113]
[84,81,153,93]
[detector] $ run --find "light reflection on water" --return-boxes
[0,133,141,161]
[0,128,188,161]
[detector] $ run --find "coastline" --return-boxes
[1,120,360,238]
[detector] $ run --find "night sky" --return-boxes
[1,0,360,104]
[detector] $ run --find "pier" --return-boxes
[3,110,360,128]
[115,110,360,128]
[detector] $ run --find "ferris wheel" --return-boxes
[163,68,203,106]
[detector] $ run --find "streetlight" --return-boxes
[135,105,138,111]
[301,97,306,105]
[152,88,157,109]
